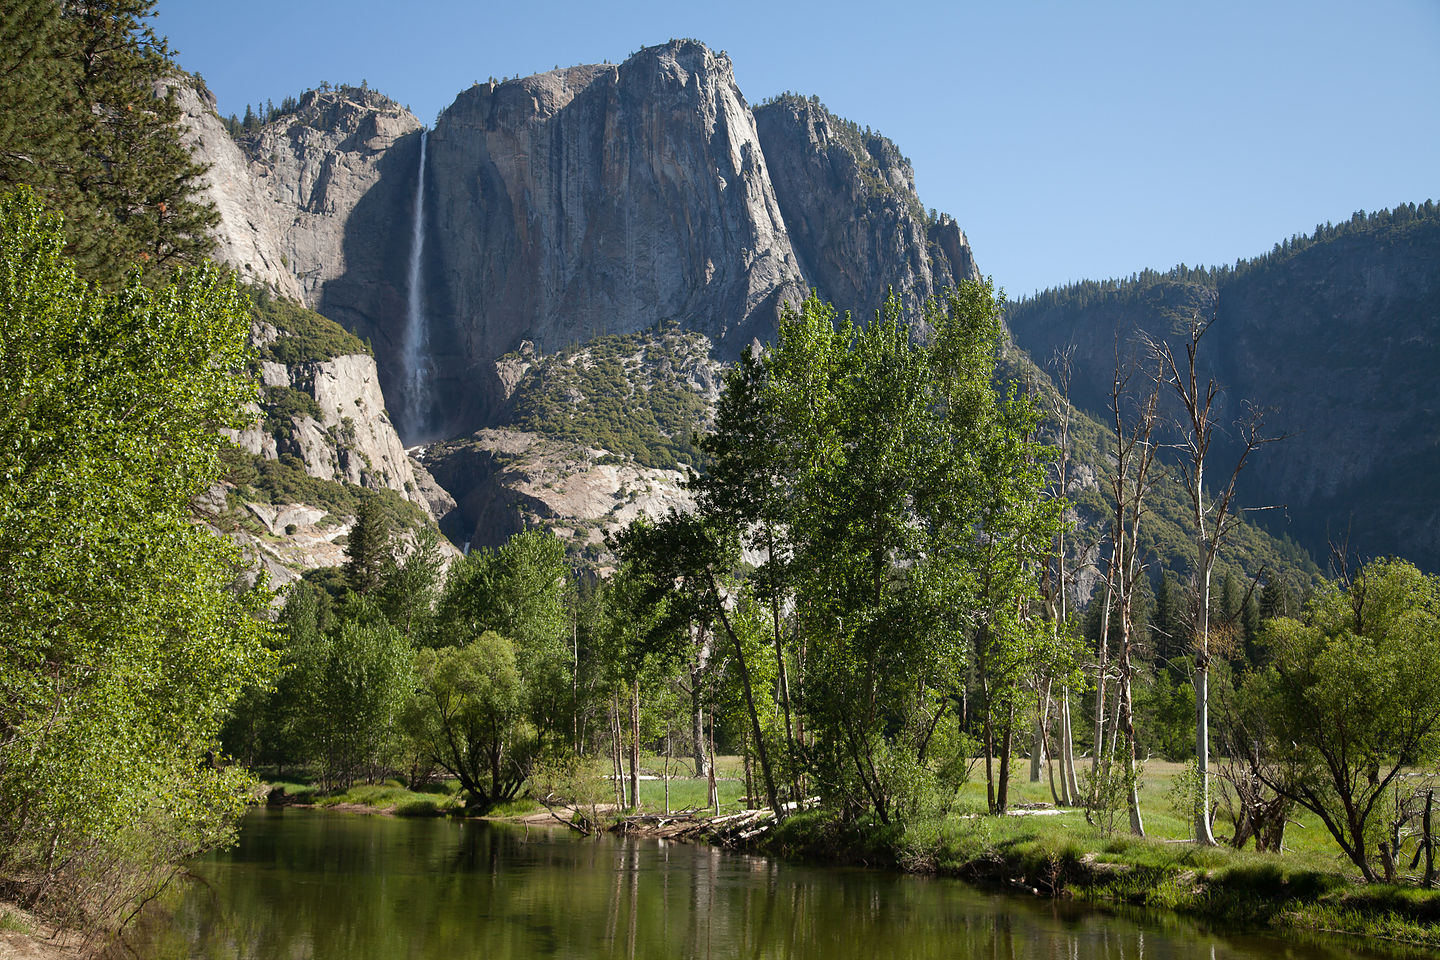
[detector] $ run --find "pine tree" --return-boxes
[344,497,391,595]
[61,0,218,286]
[0,0,217,287]
[0,0,79,203]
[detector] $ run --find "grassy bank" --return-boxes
[263,778,473,817]
[762,811,1440,945]
[750,760,1440,952]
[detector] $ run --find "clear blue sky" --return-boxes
[157,0,1438,300]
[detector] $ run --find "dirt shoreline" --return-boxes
[0,904,84,960]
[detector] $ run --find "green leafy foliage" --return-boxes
[613,282,1066,824]
[0,189,275,922]
[343,495,391,594]
[289,607,413,791]
[430,531,573,773]
[402,633,526,809]
[1244,559,1440,882]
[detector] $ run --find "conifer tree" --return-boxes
[344,497,391,595]
[61,0,218,285]
[0,0,77,204]
[0,0,217,287]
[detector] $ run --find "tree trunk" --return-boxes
[983,702,996,814]
[1089,554,1115,808]
[610,691,625,808]
[742,728,754,807]
[690,667,708,779]
[1118,626,1144,836]
[1425,790,1435,888]
[707,714,719,815]
[1029,683,1049,782]
[629,678,640,811]
[1061,688,1080,803]
[1194,656,1217,844]
[996,704,1015,815]
[709,571,782,819]
[767,526,799,804]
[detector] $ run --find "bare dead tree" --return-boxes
[1105,351,1164,836]
[1036,347,1083,803]
[1149,315,1284,846]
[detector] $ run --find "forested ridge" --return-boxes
[1005,202,1440,572]
[1012,201,1440,318]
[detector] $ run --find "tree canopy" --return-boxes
[0,189,274,922]
[0,0,217,287]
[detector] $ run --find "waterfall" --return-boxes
[400,129,432,442]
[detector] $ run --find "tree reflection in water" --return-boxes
[123,810,1400,960]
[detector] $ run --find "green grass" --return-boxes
[0,908,32,934]
[484,797,544,818]
[753,759,1440,949]
[266,778,462,816]
[630,774,747,813]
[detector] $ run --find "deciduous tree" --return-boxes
[0,189,273,923]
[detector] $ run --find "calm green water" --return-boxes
[127,808,1400,959]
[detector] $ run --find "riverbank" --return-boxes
[0,903,84,960]
[738,809,1440,952]
[238,769,1440,952]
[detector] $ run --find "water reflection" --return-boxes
[123,809,1405,960]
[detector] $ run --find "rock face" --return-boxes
[174,83,301,298]
[183,41,978,447]
[228,349,444,507]
[210,317,458,583]
[179,42,987,560]
[325,42,815,439]
[421,45,807,354]
[754,94,979,320]
[177,82,423,305]
[1004,211,1440,571]
[420,429,694,563]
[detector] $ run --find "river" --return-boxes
[124,809,1407,959]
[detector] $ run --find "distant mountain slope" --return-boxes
[1005,203,1440,570]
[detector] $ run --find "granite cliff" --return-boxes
[202,296,457,585]
[753,93,977,322]
[185,40,977,447]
